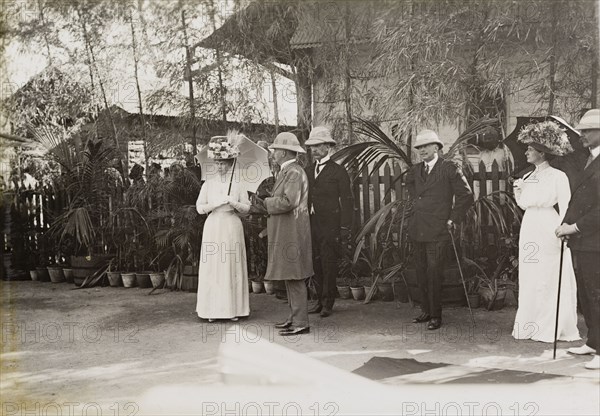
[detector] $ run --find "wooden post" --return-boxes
[383,164,392,205]
[361,166,370,224]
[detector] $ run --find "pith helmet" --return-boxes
[575,109,600,130]
[305,126,336,146]
[414,130,444,149]
[269,132,306,154]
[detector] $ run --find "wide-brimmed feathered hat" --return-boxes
[517,120,574,156]
[207,131,242,160]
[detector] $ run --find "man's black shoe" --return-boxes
[274,321,292,329]
[279,326,310,336]
[320,308,332,318]
[412,313,431,323]
[308,304,323,314]
[427,318,442,330]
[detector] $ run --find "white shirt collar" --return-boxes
[424,152,439,169]
[317,154,331,166]
[280,159,296,170]
[590,146,600,159]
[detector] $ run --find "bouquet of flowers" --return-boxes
[517,120,574,156]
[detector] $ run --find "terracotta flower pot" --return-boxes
[47,266,65,283]
[377,282,394,301]
[107,271,122,287]
[63,268,74,283]
[251,281,264,293]
[36,266,50,282]
[263,280,275,295]
[479,287,507,310]
[149,272,165,288]
[467,293,480,309]
[135,272,152,289]
[121,272,137,288]
[350,286,365,301]
[337,285,352,299]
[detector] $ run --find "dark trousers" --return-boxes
[312,229,340,311]
[572,250,600,355]
[414,240,449,318]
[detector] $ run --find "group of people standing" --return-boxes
[191,109,599,369]
[513,109,599,371]
[194,126,353,336]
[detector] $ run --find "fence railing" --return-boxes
[353,160,510,224]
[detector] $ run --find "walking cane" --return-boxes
[553,239,566,360]
[449,228,475,327]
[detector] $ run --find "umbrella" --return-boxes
[195,135,271,194]
[503,116,587,188]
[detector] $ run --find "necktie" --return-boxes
[316,163,324,175]
[424,163,430,175]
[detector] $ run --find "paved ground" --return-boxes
[1,280,599,415]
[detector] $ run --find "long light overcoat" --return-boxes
[264,161,314,281]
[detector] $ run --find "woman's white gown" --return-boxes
[195,175,250,319]
[512,162,580,342]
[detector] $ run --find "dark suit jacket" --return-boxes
[406,158,474,242]
[306,160,354,238]
[563,155,600,252]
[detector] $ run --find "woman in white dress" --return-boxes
[195,136,251,322]
[512,121,580,343]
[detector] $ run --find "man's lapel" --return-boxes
[314,161,333,184]
[572,155,599,193]
[271,163,293,195]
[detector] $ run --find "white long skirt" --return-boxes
[196,210,250,319]
[512,207,580,342]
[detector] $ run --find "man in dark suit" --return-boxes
[556,108,600,370]
[305,127,354,317]
[406,130,474,330]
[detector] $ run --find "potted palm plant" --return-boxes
[32,131,119,283]
[151,167,204,292]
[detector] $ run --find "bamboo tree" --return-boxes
[37,0,53,66]
[547,0,560,114]
[75,5,119,151]
[270,68,279,134]
[343,1,354,144]
[129,8,149,176]
[181,9,198,156]
[209,0,228,125]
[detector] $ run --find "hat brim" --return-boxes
[268,144,306,153]
[305,138,336,146]
[528,142,557,155]
[414,141,444,149]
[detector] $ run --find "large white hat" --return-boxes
[269,132,306,154]
[413,129,444,149]
[305,126,336,146]
[575,109,600,130]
